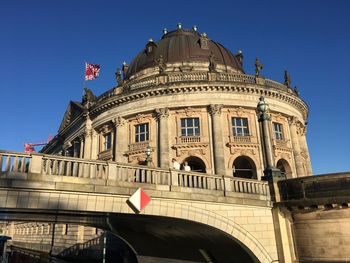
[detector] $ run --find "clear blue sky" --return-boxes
[1,0,349,175]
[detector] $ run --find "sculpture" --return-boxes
[284,70,291,88]
[255,58,263,77]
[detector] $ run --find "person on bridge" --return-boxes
[183,161,191,172]
[172,158,180,170]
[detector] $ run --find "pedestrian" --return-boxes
[183,161,191,172]
[172,158,180,170]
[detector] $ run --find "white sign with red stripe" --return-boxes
[128,188,151,213]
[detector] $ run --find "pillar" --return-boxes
[113,116,128,163]
[209,104,226,176]
[155,108,170,168]
[90,129,99,159]
[288,116,305,177]
[298,125,313,175]
[83,129,92,159]
[79,135,84,158]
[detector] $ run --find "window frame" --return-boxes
[231,117,250,136]
[273,122,284,140]
[180,117,200,137]
[135,123,150,143]
[103,132,112,150]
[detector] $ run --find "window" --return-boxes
[232,117,249,136]
[181,118,200,136]
[104,132,112,150]
[273,122,283,140]
[135,123,149,142]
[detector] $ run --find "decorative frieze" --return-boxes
[155,107,169,119]
[112,116,126,127]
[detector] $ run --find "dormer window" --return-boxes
[145,39,157,55]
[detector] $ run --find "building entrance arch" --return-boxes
[183,156,206,173]
[276,159,293,179]
[233,156,257,179]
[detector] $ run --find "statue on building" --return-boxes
[255,58,263,77]
[115,68,123,86]
[284,70,291,88]
[294,86,299,96]
[155,55,166,74]
[82,87,96,106]
[208,52,217,72]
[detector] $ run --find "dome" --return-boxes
[126,28,244,78]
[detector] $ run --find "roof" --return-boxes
[126,28,243,78]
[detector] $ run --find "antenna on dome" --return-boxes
[163,28,168,35]
[177,23,182,29]
[193,25,198,31]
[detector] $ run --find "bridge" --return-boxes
[0,150,278,263]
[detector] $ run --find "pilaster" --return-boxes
[209,104,226,176]
[288,116,305,177]
[155,108,170,168]
[113,116,127,163]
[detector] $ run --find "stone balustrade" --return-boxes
[0,150,270,200]
[96,72,289,102]
[178,136,201,144]
[230,135,252,143]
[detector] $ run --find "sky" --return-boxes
[1,0,349,175]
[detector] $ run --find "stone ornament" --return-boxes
[209,104,223,116]
[155,108,169,119]
[112,116,126,127]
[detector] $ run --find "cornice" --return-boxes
[89,81,308,121]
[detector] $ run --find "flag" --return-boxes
[85,63,100,80]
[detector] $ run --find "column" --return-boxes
[113,116,127,163]
[90,129,99,159]
[298,125,313,175]
[79,135,84,158]
[83,129,92,159]
[259,115,274,169]
[288,116,305,177]
[155,108,170,168]
[209,104,226,176]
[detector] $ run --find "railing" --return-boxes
[128,141,149,151]
[230,135,252,143]
[274,139,289,148]
[0,150,270,199]
[177,136,201,144]
[278,172,350,202]
[168,72,208,82]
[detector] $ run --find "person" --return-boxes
[172,158,180,170]
[183,161,191,172]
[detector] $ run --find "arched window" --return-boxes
[233,156,257,179]
[183,156,206,173]
[276,159,292,179]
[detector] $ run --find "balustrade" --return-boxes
[178,136,201,144]
[0,150,270,199]
[230,135,252,143]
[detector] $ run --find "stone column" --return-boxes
[155,108,170,168]
[83,129,92,159]
[113,116,127,163]
[209,104,226,176]
[298,124,313,175]
[259,115,274,169]
[288,116,305,177]
[90,129,99,159]
[79,135,84,158]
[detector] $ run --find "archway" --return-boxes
[276,159,292,179]
[232,156,257,179]
[183,156,206,173]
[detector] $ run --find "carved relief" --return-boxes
[208,104,223,116]
[135,114,146,123]
[113,116,126,127]
[184,107,195,117]
[155,108,169,119]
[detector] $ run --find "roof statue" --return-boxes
[116,68,123,86]
[82,87,96,107]
[255,58,263,77]
[155,55,166,74]
[208,52,217,72]
[284,70,291,88]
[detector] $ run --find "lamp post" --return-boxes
[145,145,152,167]
[257,96,281,181]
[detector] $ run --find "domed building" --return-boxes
[42,24,312,180]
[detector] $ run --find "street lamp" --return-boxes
[257,96,270,122]
[145,145,152,167]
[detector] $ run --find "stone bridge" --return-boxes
[0,150,279,263]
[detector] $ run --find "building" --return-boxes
[41,24,312,180]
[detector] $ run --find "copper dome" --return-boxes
[126,28,244,78]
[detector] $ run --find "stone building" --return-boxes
[42,24,312,180]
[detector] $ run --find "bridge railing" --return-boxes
[0,151,270,199]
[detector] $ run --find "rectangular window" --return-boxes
[232,117,249,136]
[104,132,112,150]
[181,118,200,136]
[135,123,149,142]
[273,122,283,140]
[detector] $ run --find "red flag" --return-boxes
[85,63,100,80]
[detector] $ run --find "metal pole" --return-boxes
[102,231,106,263]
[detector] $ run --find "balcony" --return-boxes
[177,136,201,144]
[229,135,252,144]
[98,149,113,161]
